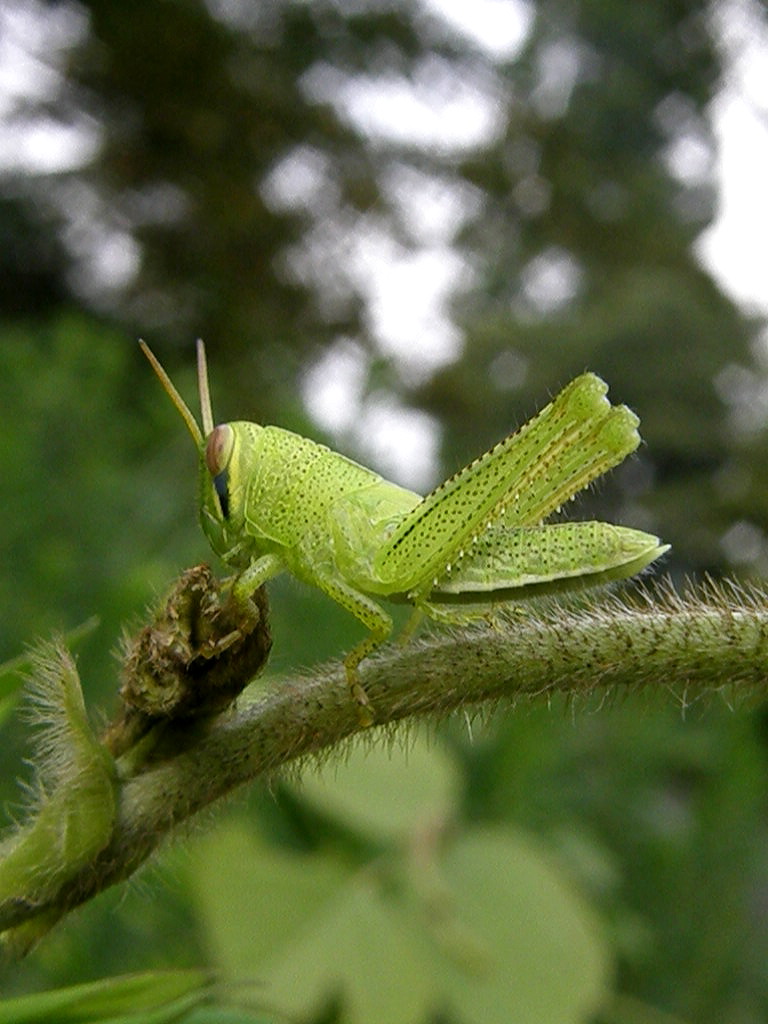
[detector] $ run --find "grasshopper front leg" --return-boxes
[231,552,285,603]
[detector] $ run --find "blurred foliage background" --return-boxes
[2,0,768,1021]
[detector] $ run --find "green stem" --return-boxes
[2,577,768,953]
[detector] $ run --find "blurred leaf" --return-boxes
[0,694,16,730]
[188,813,609,1024]
[0,970,211,1024]
[296,732,461,840]
[0,617,99,706]
[182,1010,274,1024]
[441,828,610,1024]
[188,822,349,977]
[258,870,442,1024]
[257,826,611,1024]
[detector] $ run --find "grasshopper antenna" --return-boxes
[196,339,215,439]
[139,340,204,449]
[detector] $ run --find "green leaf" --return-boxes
[182,1009,275,1024]
[0,970,211,1024]
[296,732,461,840]
[187,822,349,977]
[188,815,609,1024]
[259,872,442,1024]
[255,829,611,1024]
[0,693,17,731]
[0,618,99,707]
[441,827,611,1024]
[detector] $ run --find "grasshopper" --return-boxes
[141,341,668,724]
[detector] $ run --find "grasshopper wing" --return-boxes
[429,521,668,601]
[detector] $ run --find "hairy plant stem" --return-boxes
[2,574,768,954]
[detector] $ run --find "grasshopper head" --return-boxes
[140,340,240,560]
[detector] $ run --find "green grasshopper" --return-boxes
[141,341,668,724]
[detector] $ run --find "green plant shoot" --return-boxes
[141,342,668,724]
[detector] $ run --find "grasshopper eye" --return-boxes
[206,424,234,518]
[205,424,234,477]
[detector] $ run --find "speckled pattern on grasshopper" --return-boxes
[142,341,668,724]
